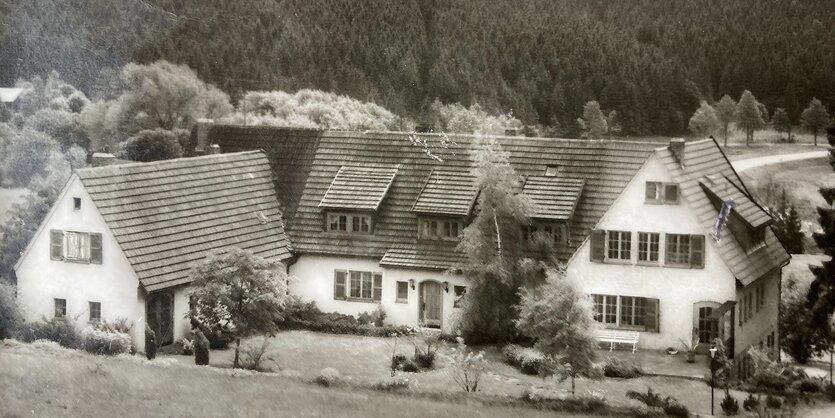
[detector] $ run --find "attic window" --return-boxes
[544,165,559,177]
[645,182,679,204]
[73,197,81,211]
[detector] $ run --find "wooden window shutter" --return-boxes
[590,229,605,262]
[690,234,705,268]
[50,230,63,260]
[643,298,660,332]
[372,273,383,302]
[90,233,103,264]
[333,270,346,300]
[664,184,679,203]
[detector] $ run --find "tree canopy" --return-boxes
[801,98,833,146]
[735,90,765,146]
[688,101,719,138]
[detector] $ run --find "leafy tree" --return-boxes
[1,127,61,188]
[688,101,720,138]
[801,98,833,146]
[577,100,608,139]
[515,267,600,395]
[0,279,22,339]
[735,90,765,146]
[772,108,792,142]
[123,129,186,162]
[456,136,555,344]
[188,248,289,368]
[715,95,737,146]
[428,100,521,135]
[25,108,90,152]
[14,71,88,117]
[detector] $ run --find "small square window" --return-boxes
[396,281,409,303]
[89,301,101,322]
[54,298,66,318]
[454,286,466,308]
[73,197,81,210]
[544,165,559,177]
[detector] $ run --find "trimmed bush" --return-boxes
[720,393,739,415]
[315,367,342,387]
[280,299,412,337]
[122,129,185,162]
[742,393,759,411]
[18,317,83,349]
[414,351,436,369]
[373,375,415,392]
[662,400,689,418]
[603,357,643,378]
[503,344,547,375]
[84,328,131,355]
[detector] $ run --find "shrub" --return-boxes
[402,360,420,373]
[765,394,782,409]
[315,367,343,387]
[791,377,826,394]
[18,317,83,349]
[92,317,132,334]
[180,338,194,355]
[720,393,739,415]
[627,388,688,417]
[122,129,184,162]
[0,279,22,339]
[447,336,487,392]
[238,336,277,372]
[279,299,413,337]
[603,357,643,379]
[826,383,835,402]
[742,393,759,411]
[503,344,547,375]
[83,328,131,355]
[373,375,415,392]
[357,305,386,327]
[193,328,210,366]
[662,400,690,418]
[749,349,807,394]
[414,351,436,369]
[391,354,408,371]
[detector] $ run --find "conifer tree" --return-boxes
[577,101,608,139]
[735,90,765,146]
[772,108,792,142]
[715,95,737,146]
[804,187,835,359]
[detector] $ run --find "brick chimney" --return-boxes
[669,138,686,166]
[209,144,221,155]
[194,118,214,154]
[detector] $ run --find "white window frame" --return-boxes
[605,230,632,262]
[64,231,92,261]
[637,232,660,264]
[665,233,691,266]
[593,294,647,330]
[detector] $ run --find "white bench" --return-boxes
[597,330,640,353]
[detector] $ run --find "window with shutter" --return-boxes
[372,273,382,302]
[333,270,346,300]
[50,230,63,260]
[590,229,605,262]
[645,182,661,203]
[90,233,103,264]
[643,298,660,332]
[689,234,705,268]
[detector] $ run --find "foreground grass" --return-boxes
[0,340,576,418]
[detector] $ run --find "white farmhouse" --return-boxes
[14,151,293,349]
[207,124,789,374]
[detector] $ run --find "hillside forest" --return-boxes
[1,0,834,137]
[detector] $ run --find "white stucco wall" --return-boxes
[15,176,146,349]
[172,285,192,342]
[567,154,737,350]
[289,255,468,332]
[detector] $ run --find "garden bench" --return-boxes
[597,330,640,353]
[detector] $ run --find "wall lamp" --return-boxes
[443,281,449,293]
[409,279,415,290]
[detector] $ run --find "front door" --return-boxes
[419,281,443,328]
[146,291,174,346]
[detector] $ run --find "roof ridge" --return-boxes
[75,150,265,176]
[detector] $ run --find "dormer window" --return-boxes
[645,182,679,204]
[73,197,81,210]
[522,221,568,245]
[326,212,372,234]
[419,217,463,240]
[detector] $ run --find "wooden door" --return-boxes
[420,281,443,328]
[146,291,174,346]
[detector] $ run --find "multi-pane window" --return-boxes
[645,182,679,204]
[395,281,409,303]
[50,230,103,264]
[326,213,372,234]
[637,232,660,263]
[593,295,618,325]
[665,234,691,265]
[333,269,382,302]
[620,296,646,327]
[89,301,101,322]
[419,218,463,240]
[697,306,718,343]
[54,298,66,318]
[522,222,567,244]
[453,286,466,308]
[592,294,658,331]
[606,231,631,260]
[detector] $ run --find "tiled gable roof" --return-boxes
[318,165,398,210]
[76,151,293,292]
[700,175,771,228]
[657,139,790,286]
[523,176,585,221]
[283,131,658,268]
[411,169,478,216]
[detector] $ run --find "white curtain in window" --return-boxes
[65,232,90,259]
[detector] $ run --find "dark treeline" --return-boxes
[2,0,833,136]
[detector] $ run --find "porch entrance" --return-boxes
[146,290,174,346]
[419,281,443,328]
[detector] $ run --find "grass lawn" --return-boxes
[161,330,744,416]
[0,339,574,418]
[0,187,28,224]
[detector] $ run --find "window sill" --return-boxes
[603,259,632,265]
[63,258,92,264]
[395,299,408,304]
[636,261,660,267]
[337,297,380,304]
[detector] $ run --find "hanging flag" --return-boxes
[711,200,736,242]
